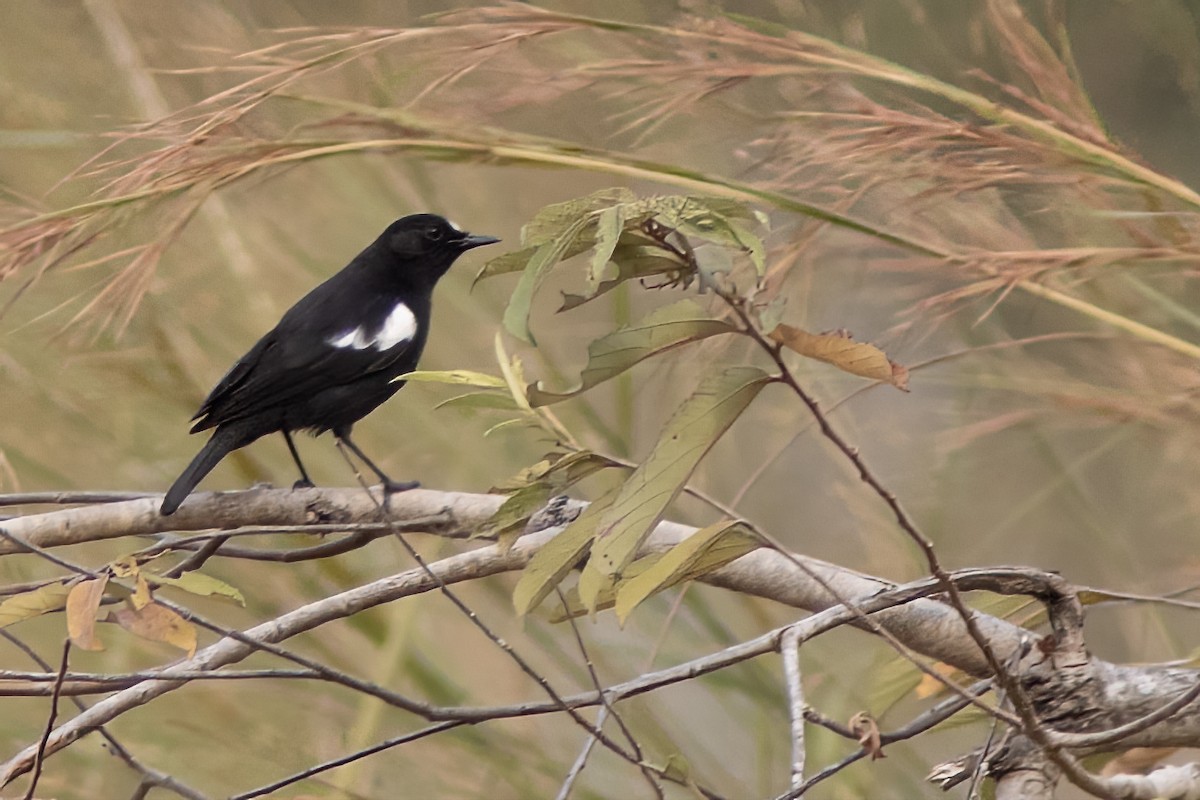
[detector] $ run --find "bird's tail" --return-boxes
[161,426,253,516]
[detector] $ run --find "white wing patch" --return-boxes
[327,302,417,352]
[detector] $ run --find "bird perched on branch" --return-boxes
[160,214,499,516]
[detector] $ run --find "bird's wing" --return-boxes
[190,305,420,431]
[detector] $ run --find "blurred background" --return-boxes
[1,1,1199,797]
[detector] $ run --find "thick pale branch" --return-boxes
[3,487,1200,790]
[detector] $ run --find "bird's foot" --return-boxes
[292,479,315,490]
[383,479,420,494]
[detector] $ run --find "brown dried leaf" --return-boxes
[849,711,886,761]
[107,601,197,657]
[66,576,109,652]
[769,324,909,391]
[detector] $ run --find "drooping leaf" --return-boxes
[147,571,246,606]
[769,324,910,391]
[512,488,618,616]
[395,370,507,388]
[433,391,520,416]
[529,300,740,405]
[587,204,626,293]
[559,242,691,311]
[614,521,760,624]
[483,417,536,437]
[131,574,153,610]
[758,295,788,333]
[66,576,108,651]
[473,245,539,284]
[576,562,615,616]
[585,366,772,591]
[492,450,621,493]
[504,218,591,344]
[0,581,73,628]
[545,554,665,621]
[107,601,197,657]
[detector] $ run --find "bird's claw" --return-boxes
[292,479,315,490]
[383,480,420,494]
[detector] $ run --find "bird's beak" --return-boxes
[458,233,501,250]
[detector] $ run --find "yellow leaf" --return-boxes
[131,574,153,610]
[512,488,618,616]
[66,576,109,651]
[615,521,759,624]
[544,555,665,621]
[576,563,615,616]
[108,601,197,657]
[769,324,910,391]
[589,366,770,579]
[110,555,140,578]
[147,571,246,606]
[395,369,507,388]
[0,581,72,629]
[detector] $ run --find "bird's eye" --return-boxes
[425,227,444,242]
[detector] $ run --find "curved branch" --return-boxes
[2,487,1199,789]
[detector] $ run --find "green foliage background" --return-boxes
[1,1,1199,798]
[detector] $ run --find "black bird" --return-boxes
[160,214,498,516]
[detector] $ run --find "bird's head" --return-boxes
[380,214,499,282]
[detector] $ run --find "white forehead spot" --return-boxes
[372,302,417,351]
[446,219,464,234]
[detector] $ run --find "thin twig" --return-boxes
[24,639,71,800]
[556,706,610,800]
[332,442,701,794]
[555,587,663,799]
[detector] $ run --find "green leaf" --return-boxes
[614,521,760,624]
[528,300,739,405]
[513,488,618,616]
[480,483,554,540]
[473,246,539,285]
[433,391,519,415]
[0,581,73,628]
[483,417,535,437]
[146,571,246,606]
[587,365,772,582]
[678,215,766,276]
[396,370,507,388]
[521,187,635,246]
[503,217,590,344]
[587,204,626,293]
[559,244,691,311]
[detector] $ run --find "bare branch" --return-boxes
[781,626,805,790]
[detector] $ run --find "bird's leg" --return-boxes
[282,429,314,489]
[335,430,419,493]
